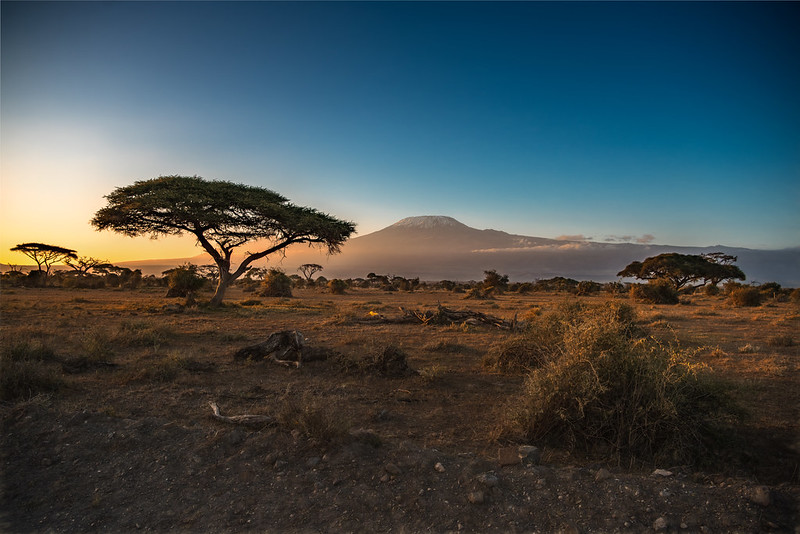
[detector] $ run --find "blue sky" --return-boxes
[2,1,798,263]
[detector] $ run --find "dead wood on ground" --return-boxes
[231,330,338,367]
[356,304,518,330]
[208,402,274,426]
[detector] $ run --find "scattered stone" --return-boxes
[476,472,499,487]
[653,516,668,531]
[498,446,520,466]
[594,468,612,482]
[652,469,673,477]
[518,445,541,465]
[748,485,771,507]
[434,462,446,473]
[384,463,402,476]
[306,457,321,469]
[468,491,485,504]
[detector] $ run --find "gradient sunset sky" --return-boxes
[2,1,798,264]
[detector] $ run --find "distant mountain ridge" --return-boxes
[49,215,798,286]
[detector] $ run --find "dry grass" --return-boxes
[1,286,798,481]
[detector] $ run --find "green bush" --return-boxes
[259,268,293,298]
[499,311,740,466]
[165,264,206,298]
[327,279,348,295]
[630,279,679,304]
[728,287,762,307]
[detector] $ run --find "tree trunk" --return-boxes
[210,271,233,306]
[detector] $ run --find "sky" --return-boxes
[2,1,799,265]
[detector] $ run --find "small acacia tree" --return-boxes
[92,175,355,305]
[298,263,323,282]
[10,243,77,279]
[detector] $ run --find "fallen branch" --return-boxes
[357,304,518,330]
[232,330,339,367]
[208,402,274,427]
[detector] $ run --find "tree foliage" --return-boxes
[298,263,323,282]
[10,243,77,278]
[618,252,745,291]
[91,176,355,305]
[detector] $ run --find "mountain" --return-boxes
[99,216,799,286]
[268,216,800,285]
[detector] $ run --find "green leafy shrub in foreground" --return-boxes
[497,303,740,467]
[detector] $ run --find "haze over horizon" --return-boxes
[2,2,799,265]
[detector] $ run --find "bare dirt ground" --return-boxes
[1,286,798,533]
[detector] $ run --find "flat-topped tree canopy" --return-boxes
[92,175,355,305]
[10,243,78,276]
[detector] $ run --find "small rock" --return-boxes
[385,463,402,476]
[594,468,612,482]
[653,516,668,531]
[434,462,446,473]
[748,485,771,507]
[379,474,390,483]
[518,445,541,465]
[476,472,499,487]
[652,469,673,477]
[498,446,520,466]
[306,457,321,468]
[468,491,485,504]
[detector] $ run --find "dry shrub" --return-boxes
[81,327,116,361]
[1,339,63,401]
[483,301,639,374]
[630,280,679,304]
[422,340,477,355]
[499,316,740,467]
[327,279,348,295]
[258,268,293,298]
[119,352,183,383]
[790,288,800,305]
[767,335,794,347]
[117,320,176,349]
[704,284,721,296]
[728,287,762,307]
[337,345,417,377]
[275,390,350,443]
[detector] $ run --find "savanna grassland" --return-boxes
[1,285,798,532]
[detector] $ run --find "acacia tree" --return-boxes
[10,243,77,279]
[65,256,113,276]
[298,263,323,282]
[618,252,745,291]
[91,175,355,305]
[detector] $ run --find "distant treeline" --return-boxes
[2,264,796,308]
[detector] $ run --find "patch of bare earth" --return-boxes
[1,287,798,532]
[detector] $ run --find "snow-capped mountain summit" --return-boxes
[389,216,470,230]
